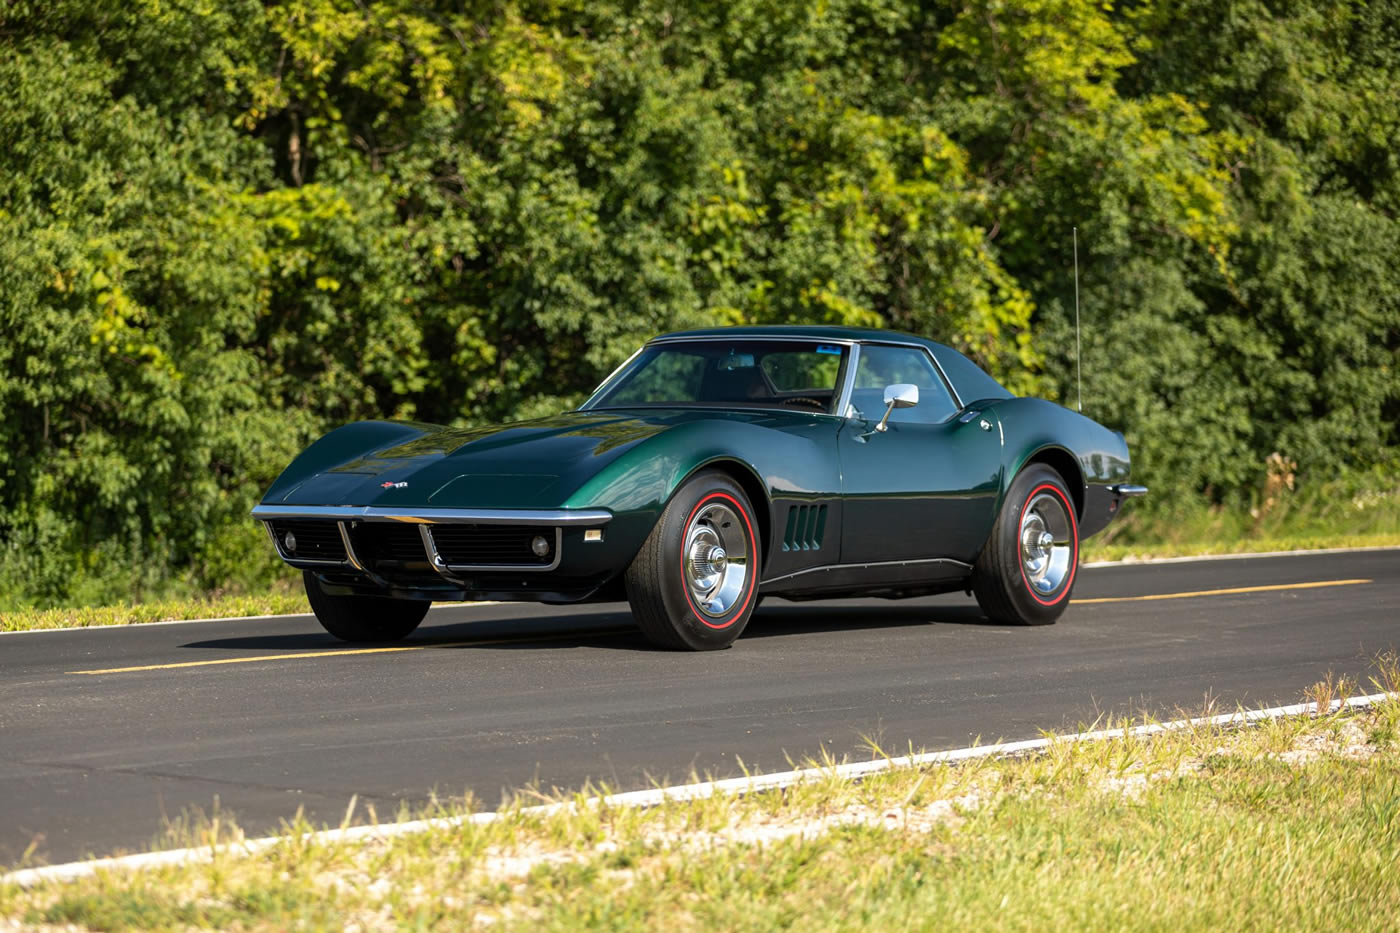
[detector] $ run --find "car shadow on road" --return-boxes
[745,601,1004,637]
[179,599,1006,654]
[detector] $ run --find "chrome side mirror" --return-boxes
[875,383,918,432]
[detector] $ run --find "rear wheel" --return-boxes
[303,571,430,642]
[625,471,762,650]
[972,465,1080,625]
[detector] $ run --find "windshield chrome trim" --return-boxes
[581,404,843,419]
[646,334,859,346]
[579,344,646,408]
[252,505,613,526]
[835,342,861,419]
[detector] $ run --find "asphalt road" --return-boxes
[2,549,1397,866]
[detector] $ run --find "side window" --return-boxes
[851,345,959,424]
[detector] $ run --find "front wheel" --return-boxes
[971,465,1080,625]
[625,471,762,650]
[303,571,430,642]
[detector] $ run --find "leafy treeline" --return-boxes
[2,0,1397,606]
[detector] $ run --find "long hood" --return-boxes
[267,409,794,509]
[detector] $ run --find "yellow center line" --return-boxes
[1076,578,1371,605]
[66,627,636,676]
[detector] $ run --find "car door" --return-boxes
[838,343,1004,567]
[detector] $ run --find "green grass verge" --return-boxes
[5,664,1399,930]
[1083,473,1400,561]
[0,587,310,633]
[1081,529,1400,562]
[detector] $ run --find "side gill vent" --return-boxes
[782,504,828,552]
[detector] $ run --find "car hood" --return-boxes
[270,408,797,509]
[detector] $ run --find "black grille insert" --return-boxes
[268,520,346,562]
[349,523,428,564]
[430,525,554,567]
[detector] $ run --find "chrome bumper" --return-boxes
[250,505,613,526]
[252,505,613,585]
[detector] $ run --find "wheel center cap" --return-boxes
[1038,531,1054,550]
[708,545,727,571]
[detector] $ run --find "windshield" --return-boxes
[585,340,850,414]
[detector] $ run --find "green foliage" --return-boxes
[1,0,1396,608]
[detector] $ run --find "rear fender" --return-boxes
[986,398,1132,519]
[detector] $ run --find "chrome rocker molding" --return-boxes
[251,505,614,526]
[761,556,974,587]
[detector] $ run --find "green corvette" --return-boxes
[253,326,1145,650]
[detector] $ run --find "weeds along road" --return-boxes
[2,549,1397,867]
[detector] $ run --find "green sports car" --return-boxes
[252,326,1146,650]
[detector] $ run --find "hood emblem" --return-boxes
[380,481,408,489]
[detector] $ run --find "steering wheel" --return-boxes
[780,397,827,410]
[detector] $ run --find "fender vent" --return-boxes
[782,504,827,552]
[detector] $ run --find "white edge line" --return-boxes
[0,602,501,636]
[1083,544,1400,568]
[6,690,1393,889]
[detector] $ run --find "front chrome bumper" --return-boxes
[251,505,614,586]
[249,505,613,525]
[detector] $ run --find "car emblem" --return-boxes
[380,481,408,489]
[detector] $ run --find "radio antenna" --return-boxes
[1073,226,1082,413]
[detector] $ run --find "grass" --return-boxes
[0,586,310,633]
[1082,470,1400,562]
[1081,528,1400,562]
[5,660,1400,931]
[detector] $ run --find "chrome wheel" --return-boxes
[1019,492,1074,596]
[683,500,750,618]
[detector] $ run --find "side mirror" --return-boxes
[875,383,918,432]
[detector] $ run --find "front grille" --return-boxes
[782,504,828,552]
[349,523,428,564]
[430,525,554,567]
[268,520,347,562]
